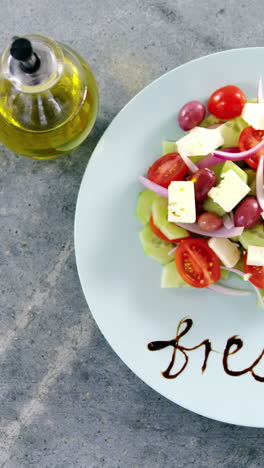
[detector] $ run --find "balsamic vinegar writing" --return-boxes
[148,318,264,382]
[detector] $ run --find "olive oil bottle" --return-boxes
[0,35,98,159]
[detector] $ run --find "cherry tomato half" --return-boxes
[149,216,189,243]
[244,252,264,289]
[147,153,188,189]
[238,126,264,169]
[208,85,246,120]
[175,238,221,288]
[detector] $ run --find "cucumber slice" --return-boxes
[203,197,226,216]
[139,225,175,265]
[136,190,159,225]
[234,257,244,271]
[152,197,189,240]
[161,261,190,288]
[200,114,224,128]
[220,268,230,280]
[211,161,247,185]
[211,163,224,178]
[238,224,264,249]
[244,169,256,195]
[244,168,256,186]
[221,116,248,147]
[162,140,176,155]
[249,179,256,196]
[220,160,248,184]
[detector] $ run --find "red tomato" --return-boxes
[244,252,264,288]
[175,238,221,288]
[238,126,264,169]
[147,153,188,188]
[208,85,246,120]
[149,216,189,242]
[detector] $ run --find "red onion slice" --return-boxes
[207,283,250,296]
[258,76,264,103]
[223,212,234,229]
[213,140,264,160]
[196,148,239,169]
[168,245,178,256]
[196,154,224,169]
[139,176,168,198]
[219,147,240,153]
[256,155,264,210]
[176,222,243,238]
[179,153,198,173]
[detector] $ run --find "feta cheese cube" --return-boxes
[208,169,250,212]
[242,103,264,130]
[247,245,264,266]
[168,181,196,223]
[176,126,224,157]
[208,237,241,268]
[261,212,264,220]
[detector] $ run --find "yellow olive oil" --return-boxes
[0,40,98,159]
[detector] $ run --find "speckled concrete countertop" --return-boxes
[1,1,264,467]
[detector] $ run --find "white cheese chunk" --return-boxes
[168,181,196,223]
[261,211,264,220]
[247,245,264,266]
[242,103,264,130]
[208,170,250,212]
[208,238,241,268]
[176,126,224,157]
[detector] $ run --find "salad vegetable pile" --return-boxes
[136,79,264,307]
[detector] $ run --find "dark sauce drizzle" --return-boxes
[148,318,264,382]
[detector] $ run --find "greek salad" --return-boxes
[136,79,264,307]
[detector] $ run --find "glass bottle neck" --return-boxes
[0,34,64,93]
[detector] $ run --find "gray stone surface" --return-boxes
[1,0,264,466]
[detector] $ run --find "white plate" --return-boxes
[75,48,264,427]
